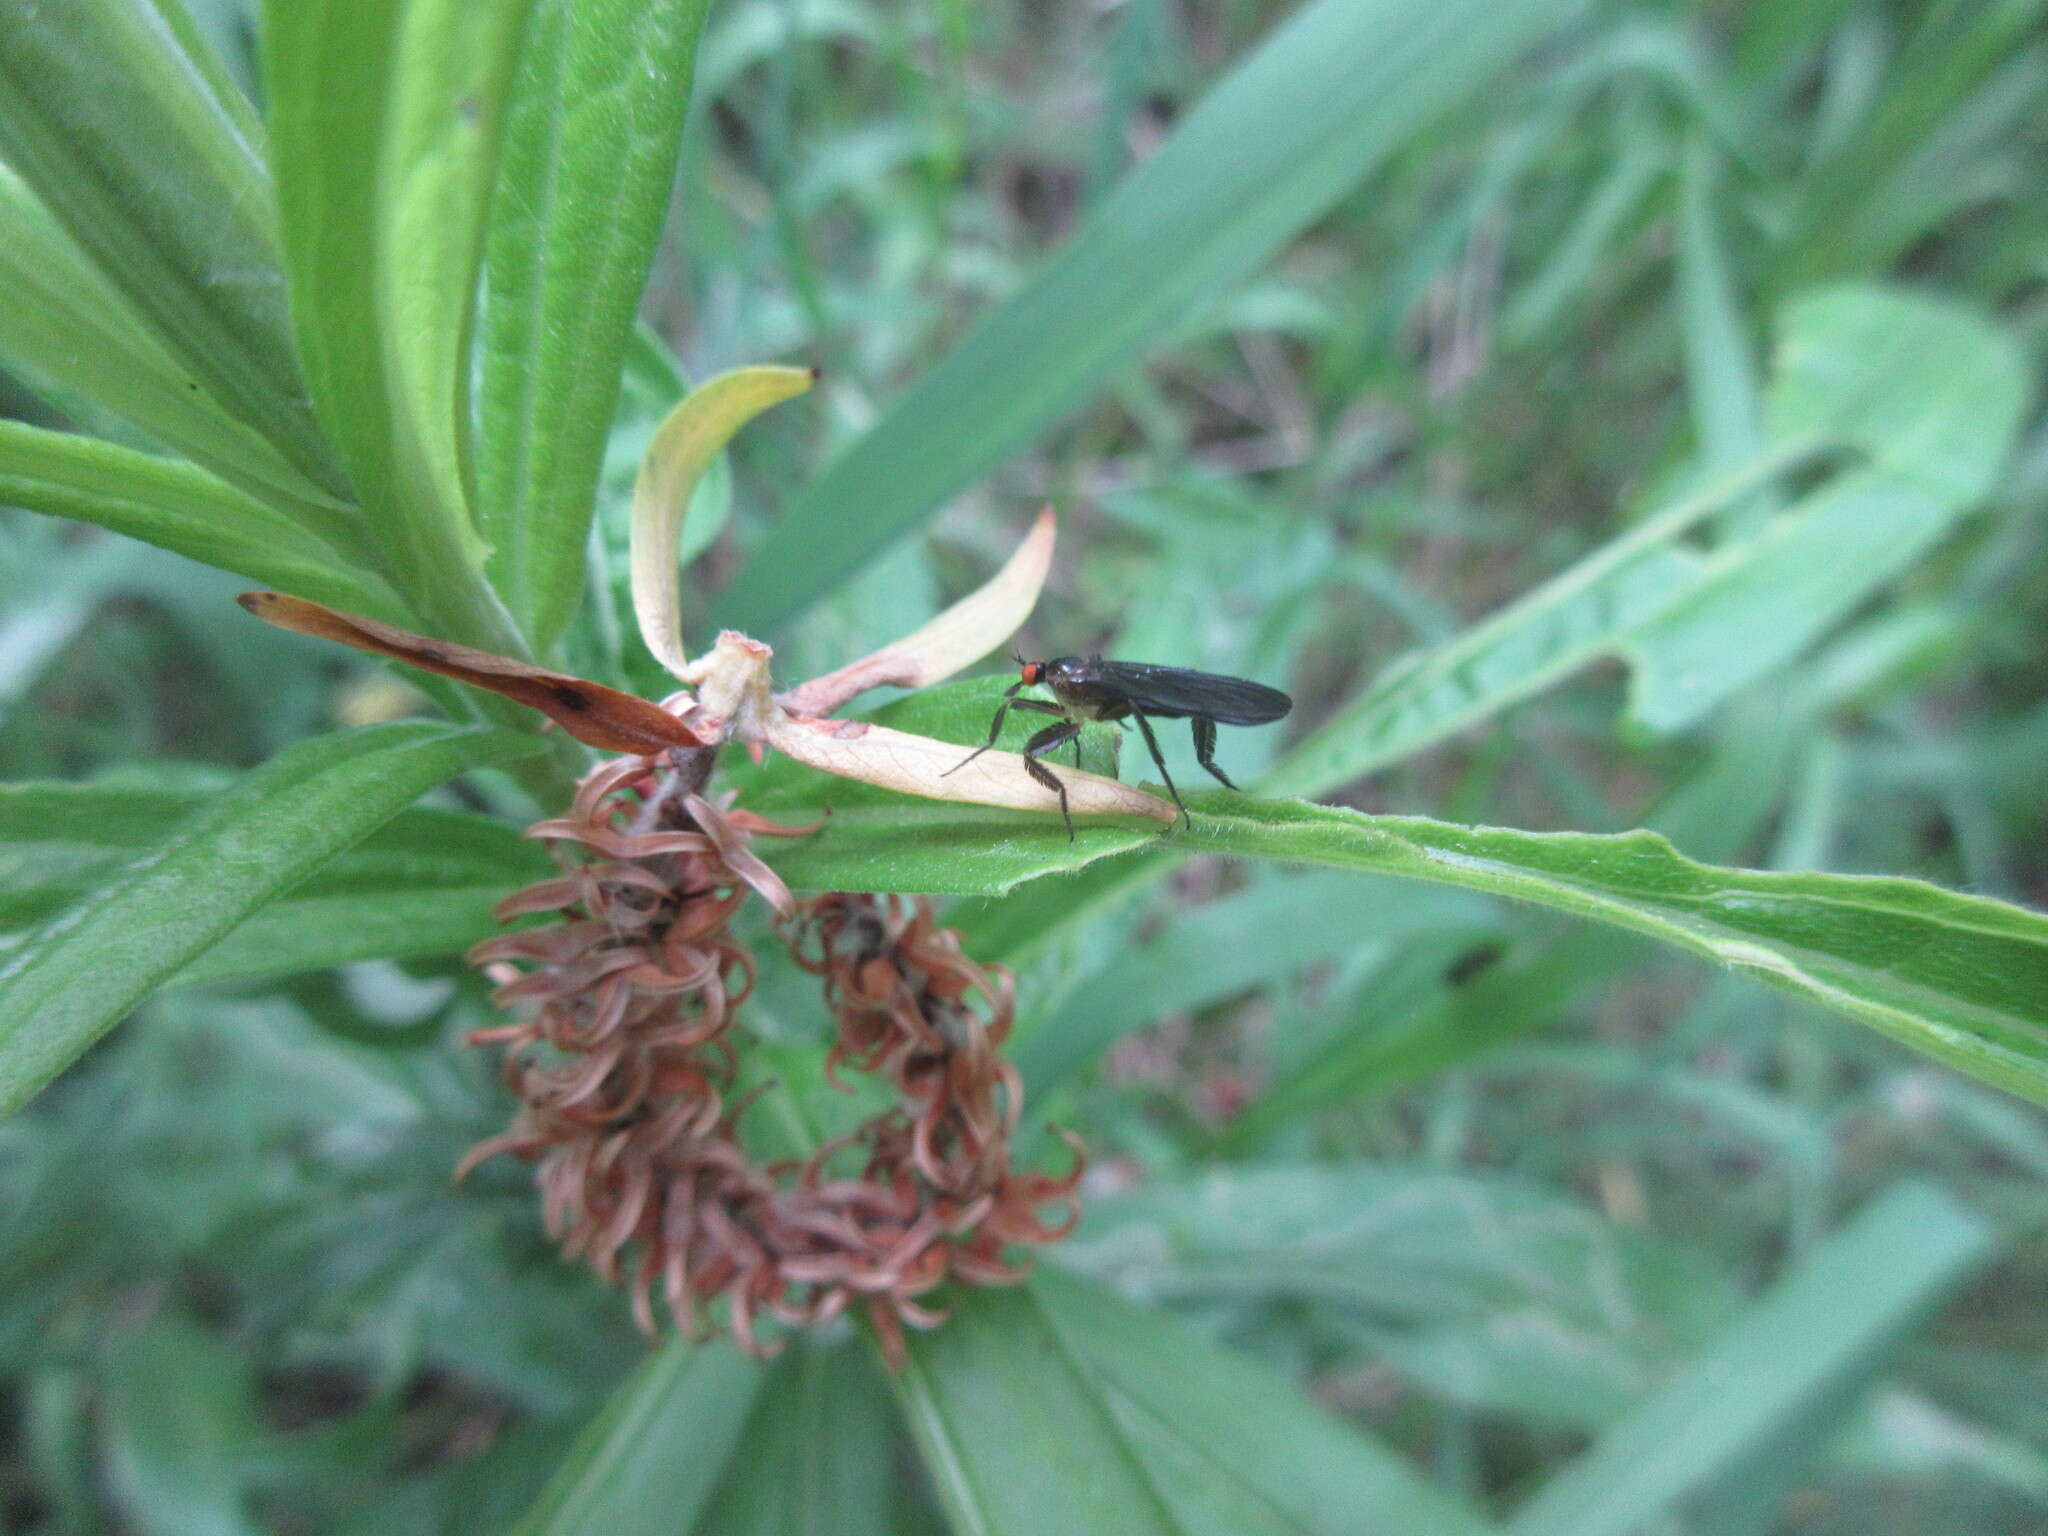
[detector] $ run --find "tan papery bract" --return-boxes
[777,506,1057,717]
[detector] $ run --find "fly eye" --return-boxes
[1019,662,1042,685]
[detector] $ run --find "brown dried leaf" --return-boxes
[238,591,708,755]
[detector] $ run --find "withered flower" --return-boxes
[243,363,1118,1365]
[463,759,1080,1365]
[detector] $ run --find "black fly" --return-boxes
[944,655,1292,839]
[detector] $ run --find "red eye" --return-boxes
[1020,662,1042,685]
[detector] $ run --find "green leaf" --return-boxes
[1675,138,1770,538]
[719,0,1593,631]
[1186,795,2048,1107]
[751,698,2048,1104]
[102,1318,267,1536]
[0,167,363,548]
[1268,284,2029,790]
[0,780,548,983]
[509,1340,765,1536]
[478,0,715,649]
[1061,1164,1706,1426]
[1258,445,1810,799]
[264,0,537,656]
[0,421,402,619]
[1622,286,2032,731]
[689,1341,894,1535]
[1506,1182,1993,1536]
[0,0,342,496]
[897,1272,1492,1536]
[1011,870,1498,1098]
[0,723,542,1117]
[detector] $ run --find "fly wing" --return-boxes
[1095,661,1292,724]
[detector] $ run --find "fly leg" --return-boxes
[1020,720,1084,840]
[943,688,1060,776]
[1191,717,1240,790]
[1127,710,1188,828]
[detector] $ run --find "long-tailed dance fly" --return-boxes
[946,655,1292,839]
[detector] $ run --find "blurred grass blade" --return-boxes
[509,1340,763,1536]
[1500,116,1665,344]
[0,723,542,1118]
[1012,871,1498,1097]
[1260,442,1815,798]
[478,0,716,649]
[719,0,1593,631]
[1507,1182,1993,1536]
[631,366,815,677]
[1624,286,2030,731]
[0,0,342,496]
[1778,0,2047,284]
[0,421,404,620]
[897,1272,1493,1536]
[102,1319,267,1536]
[0,167,363,549]
[1675,137,1769,537]
[1269,284,2026,792]
[687,1342,893,1534]
[265,0,536,655]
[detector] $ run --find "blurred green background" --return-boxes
[3,0,2046,1531]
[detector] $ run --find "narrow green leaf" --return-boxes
[1217,932,1609,1146]
[264,0,536,657]
[897,1273,1493,1536]
[0,420,404,619]
[0,723,542,1117]
[1624,287,2030,730]
[0,785,548,980]
[1621,468,1961,733]
[0,0,342,495]
[478,0,715,648]
[177,891,511,986]
[1764,286,2029,505]
[1258,444,1813,798]
[1186,795,2048,1107]
[385,0,541,533]
[1507,1182,1993,1536]
[749,677,2048,1102]
[509,1340,764,1536]
[102,1319,267,1536]
[1675,138,1769,537]
[689,1342,894,1535]
[719,0,1592,631]
[0,167,363,549]
[1269,284,2027,791]
[1011,871,1498,1097]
